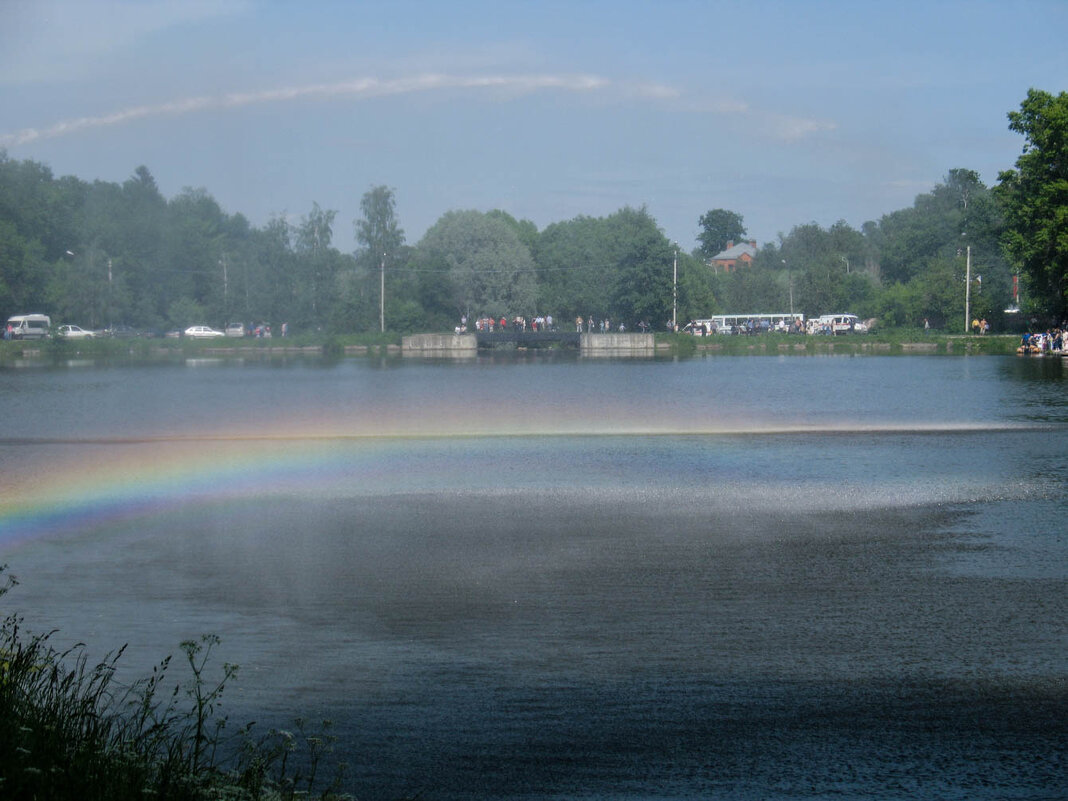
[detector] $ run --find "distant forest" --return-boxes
[1,91,1064,335]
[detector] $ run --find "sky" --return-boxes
[2,0,1066,254]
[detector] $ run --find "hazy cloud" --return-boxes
[1,73,611,147]
[1,69,836,149]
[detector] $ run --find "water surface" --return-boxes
[1,354,1065,799]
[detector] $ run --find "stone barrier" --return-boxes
[580,333,655,355]
[402,333,477,354]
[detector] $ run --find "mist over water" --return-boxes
[1,354,1066,799]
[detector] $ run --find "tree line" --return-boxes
[2,89,1065,335]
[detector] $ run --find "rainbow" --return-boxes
[0,433,391,552]
[0,414,1042,554]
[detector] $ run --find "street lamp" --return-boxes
[672,242,678,333]
[64,248,111,329]
[965,244,975,334]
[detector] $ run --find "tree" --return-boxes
[996,89,1068,318]
[533,215,614,320]
[294,202,339,325]
[486,209,538,251]
[713,266,785,314]
[416,210,536,321]
[696,209,747,260]
[354,186,404,332]
[607,206,674,327]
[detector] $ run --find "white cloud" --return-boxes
[1,73,612,147]
[1,64,836,150]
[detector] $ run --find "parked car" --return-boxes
[56,324,95,339]
[183,325,226,339]
[225,322,246,338]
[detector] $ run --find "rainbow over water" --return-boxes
[0,405,1042,554]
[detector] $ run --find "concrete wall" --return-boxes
[402,333,477,354]
[403,332,654,356]
[580,333,655,355]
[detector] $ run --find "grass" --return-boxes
[0,566,353,800]
[0,332,404,366]
[667,329,1023,356]
[0,329,1031,366]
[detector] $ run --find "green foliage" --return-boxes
[696,209,746,260]
[996,88,1068,319]
[712,264,786,313]
[354,185,404,271]
[416,209,537,320]
[0,119,1047,335]
[533,206,677,327]
[0,566,352,800]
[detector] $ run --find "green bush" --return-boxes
[0,566,352,800]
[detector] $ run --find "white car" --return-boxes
[183,325,226,339]
[56,324,95,339]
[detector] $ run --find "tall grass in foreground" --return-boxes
[0,566,352,800]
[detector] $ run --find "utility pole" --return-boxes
[220,257,228,319]
[107,258,113,330]
[379,252,385,333]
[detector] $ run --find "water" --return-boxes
[1,353,1066,799]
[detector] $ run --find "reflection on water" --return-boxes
[1,355,1066,799]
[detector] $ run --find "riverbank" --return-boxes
[0,330,1031,366]
[673,330,1023,356]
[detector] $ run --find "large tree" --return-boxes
[696,208,747,260]
[996,89,1068,318]
[354,185,405,332]
[294,202,339,326]
[416,210,536,321]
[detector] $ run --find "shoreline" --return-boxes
[0,331,1042,365]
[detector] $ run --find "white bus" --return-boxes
[686,313,804,335]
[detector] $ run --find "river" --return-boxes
[1,352,1065,799]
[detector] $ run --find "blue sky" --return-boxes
[3,0,1066,253]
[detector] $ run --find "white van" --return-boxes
[6,314,52,340]
[814,314,867,334]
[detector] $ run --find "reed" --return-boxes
[0,566,352,800]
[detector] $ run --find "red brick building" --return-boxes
[709,240,758,272]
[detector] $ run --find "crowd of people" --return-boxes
[457,315,651,334]
[458,315,558,333]
[1018,327,1068,354]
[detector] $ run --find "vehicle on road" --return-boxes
[813,314,868,334]
[6,314,52,340]
[183,325,226,339]
[225,322,246,337]
[687,313,804,335]
[56,324,95,339]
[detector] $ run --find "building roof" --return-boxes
[711,241,758,261]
